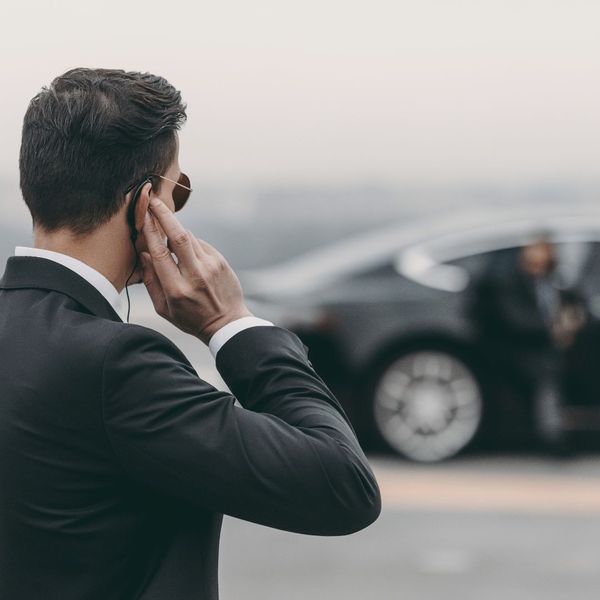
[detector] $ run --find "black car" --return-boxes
[241,205,600,462]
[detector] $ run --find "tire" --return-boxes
[371,349,483,462]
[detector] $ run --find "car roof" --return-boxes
[242,202,600,296]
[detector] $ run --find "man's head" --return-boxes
[520,232,556,277]
[19,68,187,236]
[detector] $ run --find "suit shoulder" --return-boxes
[102,322,195,369]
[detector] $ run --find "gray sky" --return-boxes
[3,0,600,191]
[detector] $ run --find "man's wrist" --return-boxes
[208,316,274,357]
[197,308,253,344]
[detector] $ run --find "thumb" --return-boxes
[140,252,169,318]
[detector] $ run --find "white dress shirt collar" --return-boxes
[13,246,274,356]
[14,246,124,316]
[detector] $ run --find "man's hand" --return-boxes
[140,197,253,344]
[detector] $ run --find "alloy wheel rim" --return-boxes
[373,351,482,462]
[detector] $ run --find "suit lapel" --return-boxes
[0,256,123,323]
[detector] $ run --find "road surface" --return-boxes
[219,455,600,600]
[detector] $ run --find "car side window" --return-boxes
[447,241,600,293]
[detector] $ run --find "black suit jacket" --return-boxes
[0,256,380,600]
[467,250,556,347]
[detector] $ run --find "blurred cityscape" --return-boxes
[5,179,600,270]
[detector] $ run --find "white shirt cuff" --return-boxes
[208,316,274,358]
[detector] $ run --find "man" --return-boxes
[0,68,381,599]
[467,233,585,450]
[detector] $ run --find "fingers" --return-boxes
[148,197,198,275]
[142,210,182,292]
[140,252,169,318]
[192,236,224,260]
[189,235,213,261]
[187,236,231,281]
[190,236,230,274]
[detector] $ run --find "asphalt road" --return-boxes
[219,455,600,600]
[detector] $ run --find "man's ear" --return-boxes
[133,181,153,236]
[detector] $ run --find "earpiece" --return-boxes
[124,176,152,323]
[127,177,153,245]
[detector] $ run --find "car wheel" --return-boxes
[372,350,483,462]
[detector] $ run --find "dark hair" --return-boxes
[19,68,187,235]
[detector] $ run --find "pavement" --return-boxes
[219,455,600,600]
[374,454,600,514]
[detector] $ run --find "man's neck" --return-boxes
[32,225,131,292]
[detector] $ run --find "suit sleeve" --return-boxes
[101,324,381,536]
